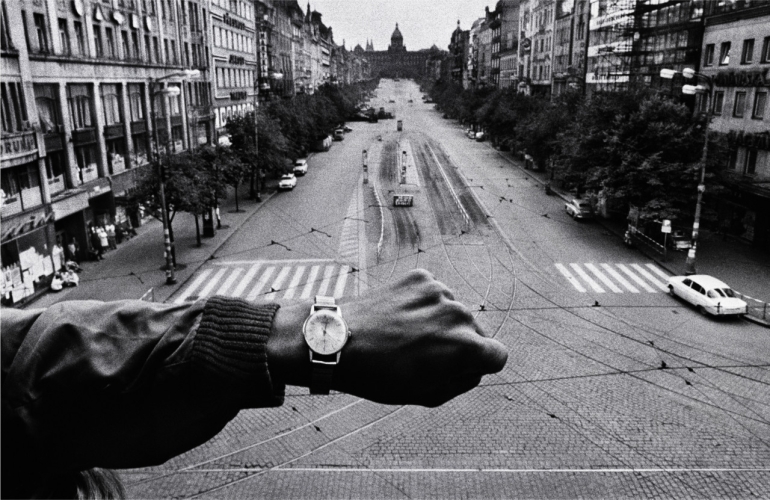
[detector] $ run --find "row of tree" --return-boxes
[127,79,378,260]
[426,78,728,226]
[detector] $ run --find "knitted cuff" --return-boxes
[191,296,284,407]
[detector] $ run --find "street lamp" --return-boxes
[149,69,200,284]
[660,67,714,275]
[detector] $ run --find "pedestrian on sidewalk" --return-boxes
[89,227,104,261]
[67,237,80,264]
[98,227,109,253]
[106,223,117,250]
[1,270,507,499]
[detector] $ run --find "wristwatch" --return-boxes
[303,295,351,394]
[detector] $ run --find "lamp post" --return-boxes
[150,69,200,284]
[660,67,714,275]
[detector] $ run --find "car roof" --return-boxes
[689,275,730,289]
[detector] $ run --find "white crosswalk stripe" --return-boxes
[174,261,356,303]
[555,263,671,294]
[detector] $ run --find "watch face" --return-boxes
[304,309,349,355]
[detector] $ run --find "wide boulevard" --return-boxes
[123,79,770,499]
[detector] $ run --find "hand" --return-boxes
[270,269,508,407]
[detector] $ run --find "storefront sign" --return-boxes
[230,91,247,100]
[223,14,246,31]
[727,130,770,151]
[2,132,37,160]
[229,55,246,65]
[714,68,770,88]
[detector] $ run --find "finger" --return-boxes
[463,337,508,374]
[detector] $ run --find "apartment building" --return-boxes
[211,0,255,140]
[498,0,520,89]
[1,0,209,304]
[700,3,770,248]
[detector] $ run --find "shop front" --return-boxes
[1,210,56,306]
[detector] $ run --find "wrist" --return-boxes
[268,302,311,388]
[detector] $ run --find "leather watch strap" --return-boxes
[310,363,335,395]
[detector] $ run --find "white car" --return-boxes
[278,173,297,190]
[565,199,594,219]
[667,275,748,316]
[293,158,308,175]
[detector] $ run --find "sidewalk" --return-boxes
[23,181,278,309]
[487,145,770,327]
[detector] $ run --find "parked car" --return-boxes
[293,158,308,175]
[333,129,345,141]
[466,129,476,139]
[667,275,748,317]
[475,131,485,142]
[389,98,395,103]
[670,229,692,250]
[343,125,353,132]
[278,173,297,190]
[565,199,594,219]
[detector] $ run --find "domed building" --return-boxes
[357,24,438,79]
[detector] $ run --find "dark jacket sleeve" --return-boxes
[1,296,283,475]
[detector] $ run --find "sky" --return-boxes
[307,0,497,52]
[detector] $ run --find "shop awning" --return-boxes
[1,212,54,244]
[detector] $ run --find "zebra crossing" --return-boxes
[555,262,670,294]
[174,260,356,304]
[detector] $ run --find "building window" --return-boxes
[74,21,85,55]
[1,82,28,133]
[105,27,115,57]
[74,144,98,184]
[131,31,139,59]
[67,84,93,130]
[713,91,724,115]
[719,41,730,65]
[128,83,144,121]
[762,36,770,63]
[153,36,160,62]
[753,92,766,119]
[1,1,14,51]
[101,84,122,125]
[741,39,754,64]
[144,34,151,61]
[92,24,103,57]
[734,91,746,117]
[58,18,71,55]
[34,84,61,134]
[703,43,714,66]
[744,149,757,175]
[121,30,130,59]
[33,13,49,53]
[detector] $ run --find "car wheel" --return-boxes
[696,305,707,316]
[668,285,675,297]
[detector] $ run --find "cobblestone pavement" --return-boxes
[114,80,770,499]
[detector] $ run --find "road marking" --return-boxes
[585,263,623,293]
[231,263,262,297]
[301,265,321,299]
[246,266,275,301]
[333,265,350,298]
[617,264,656,293]
[215,268,242,296]
[600,264,639,293]
[570,263,605,293]
[197,268,228,299]
[174,269,212,303]
[282,266,306,299]
[555,263,586,293]
[631,264,668,291]
[264,266,292,301]
[646,263,670,281]
[317,265,335,296]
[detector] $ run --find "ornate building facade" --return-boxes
[358,24,432,79]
